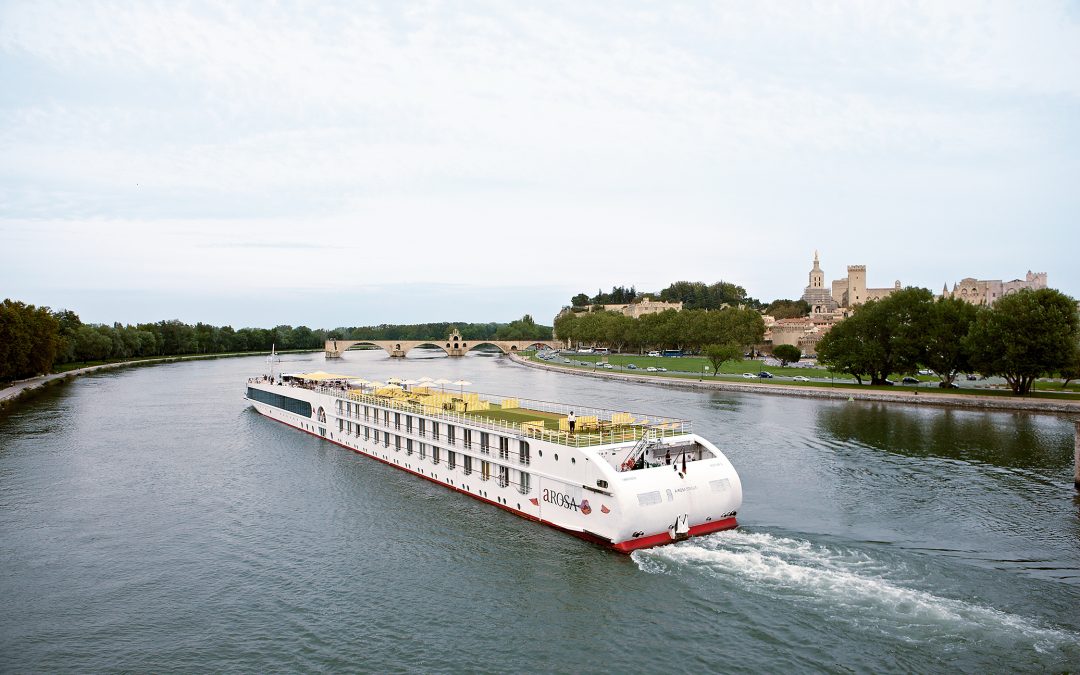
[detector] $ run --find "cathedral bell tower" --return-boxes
[800,250,839,315]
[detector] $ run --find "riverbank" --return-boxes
[0,350,317,410]
[508,354,1080,416]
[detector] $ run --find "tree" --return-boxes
[703,343,743,376]
[966,288,1080,395]
[819,288,935,385]
[921,297,978,387]
[766,299,811,319]
[772,344,801,366]
[1060,345,1080,389]
[0,299,61,381]
[816,312,874,384]
[571,293,590,307]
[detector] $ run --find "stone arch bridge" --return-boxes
[325,331,560,359]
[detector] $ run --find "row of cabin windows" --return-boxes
[335,418,531,492]
[334,403,529,464]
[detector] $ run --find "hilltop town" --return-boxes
[556,251,1055,358]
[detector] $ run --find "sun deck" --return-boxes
[307,383,692,448]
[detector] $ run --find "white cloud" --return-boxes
[1,0,1078,322]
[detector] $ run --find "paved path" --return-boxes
[509,354,1080,416]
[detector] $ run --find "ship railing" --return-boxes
[314,386,691,448]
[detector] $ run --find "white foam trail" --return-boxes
[634,530,1079,651]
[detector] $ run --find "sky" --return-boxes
[2,1,1078,329]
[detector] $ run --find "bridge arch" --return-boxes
[325,335,561,359]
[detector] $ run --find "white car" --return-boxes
[647,351,661,357]
[793,376,811,382]
[742,373,755,379]
[603,363,614,369]
[646,366,658,372]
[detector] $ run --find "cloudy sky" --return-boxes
[2,1,1078,328]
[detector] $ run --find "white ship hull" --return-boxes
[245,381,741,552]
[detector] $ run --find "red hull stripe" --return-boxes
[257,410,738,553]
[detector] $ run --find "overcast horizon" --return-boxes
[3,1,1078,328]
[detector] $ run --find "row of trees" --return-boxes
[330,315,551,342]
[569,281,761,311]
[817,288,1080,394]
[571,286,638,307]
[0,298,553,383]
[553,307,765,355]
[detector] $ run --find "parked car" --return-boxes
[918,369,934,376]
[657,367,667,372]
[603,363,614,369]
[758,371,774,379]
[901,377,920,384]
[647,351,661,357]
[627,364,638,369]
[883,379,895,385]
[966,374,978,381]
[646,366,658,372]
[742,373,756,379]
[793,375,810,382]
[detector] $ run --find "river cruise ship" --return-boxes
[245,371,742,552]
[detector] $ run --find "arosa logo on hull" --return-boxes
[542,488,589,515]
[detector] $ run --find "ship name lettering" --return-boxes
[542,488,579,511]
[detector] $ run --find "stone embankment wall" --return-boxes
[509,354,1080,416]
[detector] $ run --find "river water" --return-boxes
[1,351,1078,672]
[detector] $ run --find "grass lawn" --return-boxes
[547,352,849,377]
[470,404,565,430]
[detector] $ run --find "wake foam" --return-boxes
[633,530,1078,652]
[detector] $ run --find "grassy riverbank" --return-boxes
[525,352,1080,401]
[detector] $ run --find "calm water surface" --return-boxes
[2,352,1079,673]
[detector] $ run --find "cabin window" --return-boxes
[596,479,608,489]
[518,440,530,465]
[420,443,427,459]
[384,410,391,427]
[498,465,510,487]
[385,433,391,448]
[364,426,370,441]
[419,419,426,437]
[374,430,381,444]
[432,422,440,441]
[447,450,456,470]
[480,432,490,454]
[395,436,401,452]
[498,436,509,460]
[432,446,440,465]
[395,413,401,430]
[463,455,472,475]
[481,460,491,481]
[463,429,472,449]
[447,426,455,445]
[364,406,370,420]
[519,471,530,494]
[407,439,414,455]
[406,415,413,433]
[338,419,344,432]
[246,388,312,417]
